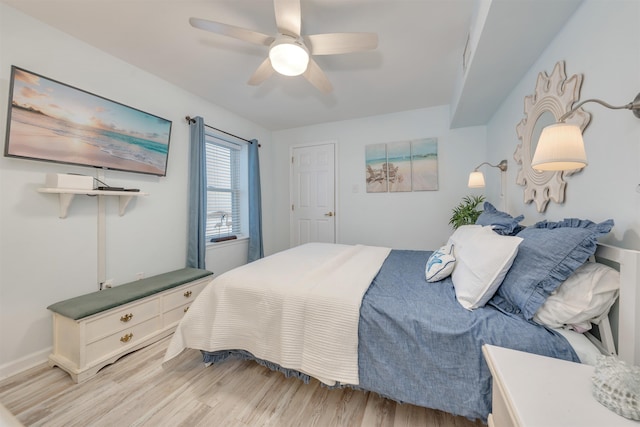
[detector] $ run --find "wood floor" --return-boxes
[0,337,485,427]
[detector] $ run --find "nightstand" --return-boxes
[482,344,638,427]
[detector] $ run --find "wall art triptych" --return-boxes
[365,138,438,193]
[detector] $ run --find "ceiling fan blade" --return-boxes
[303,58,333,94]
[305,33,378,55]
[189,17,274,46]
[273,0,301,37]
[248,58,275,86]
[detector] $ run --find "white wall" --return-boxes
[0,4,273,378]
[486,0,640,249]
[272,106,487,252]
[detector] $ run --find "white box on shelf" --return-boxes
[45,173,93,190]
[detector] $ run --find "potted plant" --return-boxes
[449,195,485,229]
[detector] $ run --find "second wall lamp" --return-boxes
[468,160,508,188]
[468,160,508,211]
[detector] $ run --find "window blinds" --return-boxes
[205,133,241,239]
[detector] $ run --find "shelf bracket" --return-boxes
[118,195,135,216]
[57,193,75,219]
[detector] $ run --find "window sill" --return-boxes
[206,235,248,249]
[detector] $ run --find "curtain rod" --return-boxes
[185,116,259,146]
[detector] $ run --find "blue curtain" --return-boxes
[248,139,264,262]
[187,117,207,269]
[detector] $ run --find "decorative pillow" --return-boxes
[448,225,523,310]
[491,218,614,320]
[475,202,524,236]
[425,244,456,282]
[534,262,620,332]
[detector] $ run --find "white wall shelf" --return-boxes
[38,188,148,218]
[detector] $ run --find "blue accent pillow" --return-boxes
[475,202,524,236]
[425,244,456,282]
[490,218,614,319]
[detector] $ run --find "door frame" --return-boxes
[289,140,339,247]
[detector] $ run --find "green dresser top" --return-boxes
[47,268,213,320]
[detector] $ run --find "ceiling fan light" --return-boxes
[269,39,309,77]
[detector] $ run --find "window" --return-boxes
[205,131,247,242]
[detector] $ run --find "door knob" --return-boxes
[324,212,334,217]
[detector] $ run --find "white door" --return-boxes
[290,143,336,246]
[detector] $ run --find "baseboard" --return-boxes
[0,347,51,381]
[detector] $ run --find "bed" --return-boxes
[163,207,640,422]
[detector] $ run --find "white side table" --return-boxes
[482,344,638,427]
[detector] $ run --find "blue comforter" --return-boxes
[203,249,579,421]
[358,249,579,420]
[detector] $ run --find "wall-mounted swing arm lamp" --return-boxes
[468,160,508,188]
[531,92,640,171]
[468,160,508,211]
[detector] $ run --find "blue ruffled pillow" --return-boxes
[475,202,524,236]
[490,218,614,320]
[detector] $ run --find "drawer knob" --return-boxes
[184,290,193,298]
[184,306,189,313]
[120,333,133,343]
[120,313,133,322]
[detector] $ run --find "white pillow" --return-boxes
[553,327,604,365]
[449,225,523,310]
[533,262,620,332]
[426,244,456,282]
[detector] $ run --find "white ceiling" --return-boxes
[2,0,582,131]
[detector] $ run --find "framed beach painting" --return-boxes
[386,140,411,192]
[365,138,438,193]
[411,138,438,191]
[4,66,172,176]
[365,143,388,193]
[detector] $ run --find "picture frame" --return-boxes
[365,143,388,193]
[411,138,439,191]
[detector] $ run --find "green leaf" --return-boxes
[449,195,485,229]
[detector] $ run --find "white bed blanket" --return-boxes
[163,242,391,385]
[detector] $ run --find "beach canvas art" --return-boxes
[386,141,411,192]
[4,66,172,176]
[411,138,438,191]
[365,138,438,193]
[365,143,388,193]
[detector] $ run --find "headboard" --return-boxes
[595,243,640,365]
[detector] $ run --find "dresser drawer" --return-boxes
[163,280,208,312]
[490,377,516,427]
[86,316,161,364]
[85,299,159,343]
[164,303,191,328]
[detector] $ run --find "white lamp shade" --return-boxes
[269,41,309,77]
[531,123,588,171]
[468,171,485,188]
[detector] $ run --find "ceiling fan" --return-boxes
[189,0,378,93]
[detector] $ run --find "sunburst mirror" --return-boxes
[514,61,591,212]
